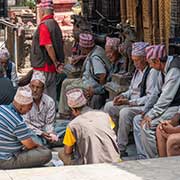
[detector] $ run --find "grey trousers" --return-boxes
[31,120,69,147]
[44,72,57,104]
[141,106,179,159]
[0,147,52,169]
[58,78,76,114]
[104,101,127,125]
[133,114,147,159]
[118,106,143,151]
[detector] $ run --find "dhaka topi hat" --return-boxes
[79,33,95,48]
[131,42,149,57]
[39,0,53,9]
[146,45,167,62]
[105,37,120,48]
[14,86,33,105]
[31,70,46,85]
[66,88,87,108]
[0,48,10,60]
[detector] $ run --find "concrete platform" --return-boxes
[1,156,180,180]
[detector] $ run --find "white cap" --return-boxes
[14,86,33,105]
[66,88,87,108]
[31,70,46,84]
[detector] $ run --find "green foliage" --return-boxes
[20,0,36,9]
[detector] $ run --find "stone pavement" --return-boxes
[1,156,180,180]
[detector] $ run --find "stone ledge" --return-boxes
[1,156,180,180]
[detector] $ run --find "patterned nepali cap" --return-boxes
[105,37,120,48]
[14,86,33,105]
[146,45,167,61]
[131,42,149,57]
[39,0,54,9]
[31,70,46,84]
[0,48,10,59]
[79,33,95,48]
[66,88,87,108]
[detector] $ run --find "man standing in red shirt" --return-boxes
[30,0,64,103]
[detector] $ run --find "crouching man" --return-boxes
[0,86,52,169]
[58,88,119,165]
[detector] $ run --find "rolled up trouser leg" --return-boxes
[118,107,142,151]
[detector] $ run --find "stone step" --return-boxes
[1,156,180,180]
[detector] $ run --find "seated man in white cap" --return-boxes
[23,71,68,146]
[0,86,52,169]
[58,88,119,165]
[104,42,159,157]
[0,47,19,88]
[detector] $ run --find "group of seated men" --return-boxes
[58,33,180,162]
[0,31,179,169]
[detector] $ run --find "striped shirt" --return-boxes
[23,94,55,135]
[0,104,31,160]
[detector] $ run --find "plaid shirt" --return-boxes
[23,93,56,135]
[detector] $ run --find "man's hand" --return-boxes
[113,95,129,106]
[41,132,52,141]
[114,98,129,106]
[169,113,180,126]
[161,121,176,134]
[21,138,39,150]
[49,133,58,143]
[129,101,137,107]
[56,62,64,74]
[158,122,170,139]
[84,87,94,99]
[113,95,125,105]
[141,115,152,128]
[42,132,58,142]
[69,55,86,65]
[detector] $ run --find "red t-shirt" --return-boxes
[34,15,56,72]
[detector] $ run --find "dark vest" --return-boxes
[140,66,151,97]
[6,61,12,80]
[0,77,16,105]
[169,56,180,106]
[30,18,64,68]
